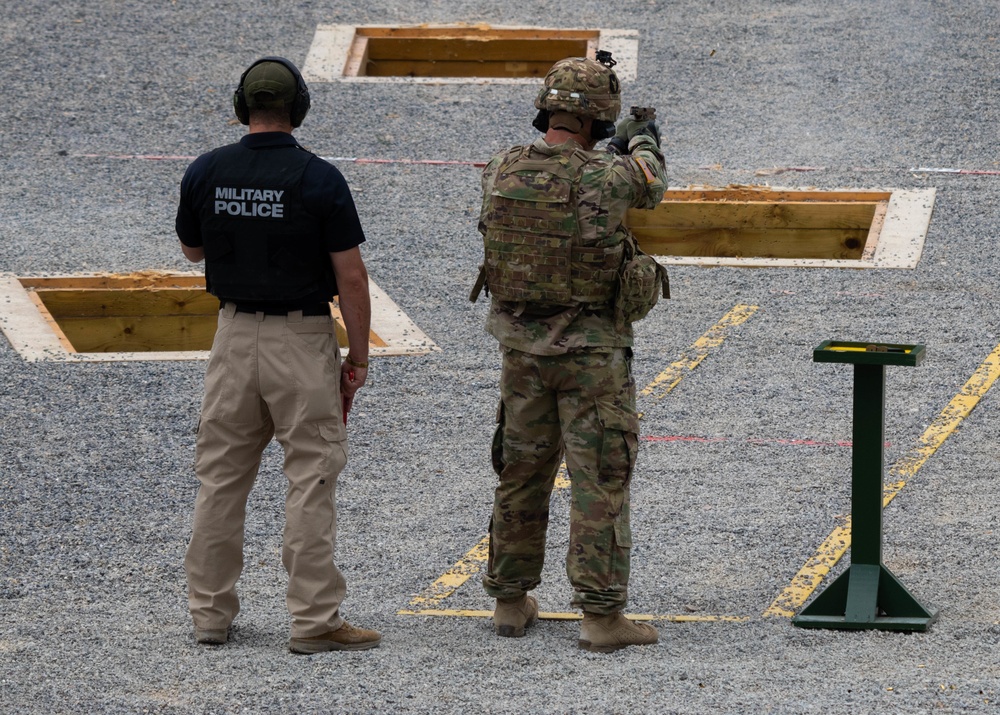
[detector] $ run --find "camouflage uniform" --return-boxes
[479,120,667,613]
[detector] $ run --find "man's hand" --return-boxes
[330,246,371,420]
[340,361,367,417]
[608,119,661,154]
[607,106,661,154]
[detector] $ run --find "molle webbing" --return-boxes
[483,147,621,308]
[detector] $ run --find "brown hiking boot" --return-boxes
[578,612,659,653]
[493,594,539,637]
[195,627,229,645]
[288,621,382,654]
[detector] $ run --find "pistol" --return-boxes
[607,107,659,155]
[629,106,656,122]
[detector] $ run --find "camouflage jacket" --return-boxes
[478,135,667,355]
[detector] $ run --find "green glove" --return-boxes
[608,119,661,154]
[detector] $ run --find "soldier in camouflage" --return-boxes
[471,55,668,652]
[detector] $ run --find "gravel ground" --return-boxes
[2,1,999,713]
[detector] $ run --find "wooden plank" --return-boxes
[20,273,205,290]
[626,201,878,231]
[862,200,889,261]
[358,26,599,41]
[53,309,389,354]
[33,288,218,318]
[366,37,588,62]
[57,315,219,353]
[345,34,370,77]
[660,189,892,203]
[26,290,76,352]
[365,58,552,78]
[633,227,870,260]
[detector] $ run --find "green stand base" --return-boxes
[792,562,938,632]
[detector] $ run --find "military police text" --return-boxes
[214,187,285,218]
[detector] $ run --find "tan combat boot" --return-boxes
[493,594,539,637]
[578,612,659,653]
[288,621,382,654]
[195,627,229,645]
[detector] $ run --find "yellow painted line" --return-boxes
[638,304,760,400]
[883,341,1000,503]
[402,304,760,613]
[764,341,1000,618]
[398,608,749,623]
[761,521,853,619]
[405,536,491,609]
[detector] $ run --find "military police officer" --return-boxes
[472,54,669,652]
[176,57,380,654]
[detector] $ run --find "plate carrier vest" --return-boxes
[474,145,624,313]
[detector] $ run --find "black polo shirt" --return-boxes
[175,132,366,310]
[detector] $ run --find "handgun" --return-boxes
[607,107,659,155]
[628,106,656,122]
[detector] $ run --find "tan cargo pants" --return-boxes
[184,303,349,638]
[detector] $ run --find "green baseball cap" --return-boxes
[243,61,297,109]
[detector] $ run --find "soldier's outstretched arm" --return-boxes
[625,134,667,209]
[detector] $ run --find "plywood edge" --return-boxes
[65,350,213,363]
[0,274,74,361]
[303,25,358,82]
[870,188,936,269]
[861,200,889,261]
[367,280,440,356]
[343,34,370,78]
[25,291,76,352]
[650,255,874,269]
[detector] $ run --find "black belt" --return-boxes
[231,303,330,316]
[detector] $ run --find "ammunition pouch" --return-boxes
[615,235,669,326]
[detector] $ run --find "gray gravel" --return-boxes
[2,1,1000,713]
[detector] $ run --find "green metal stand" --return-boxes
[793,341,938,632]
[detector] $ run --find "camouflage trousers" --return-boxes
[482,346,639,614]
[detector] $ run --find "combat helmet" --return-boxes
[533,55,621,123]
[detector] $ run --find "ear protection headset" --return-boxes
[591,121,615,140]
[233,56,311,128]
